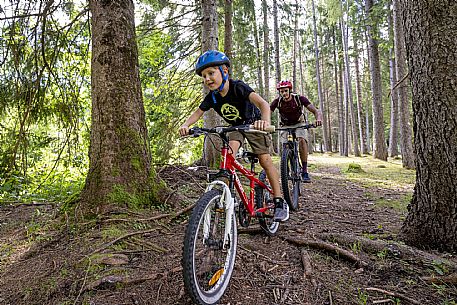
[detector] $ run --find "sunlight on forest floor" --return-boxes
[307,152,416,191]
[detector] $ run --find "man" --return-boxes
[270,80,323,182]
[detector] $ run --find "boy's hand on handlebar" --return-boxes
[179,125,190,137]
[253,120,269,131]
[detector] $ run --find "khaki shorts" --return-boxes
[279,122,309,144]
[228,131,272,155]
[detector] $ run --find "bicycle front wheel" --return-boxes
[280,146,300,211]
[182,189,237,305]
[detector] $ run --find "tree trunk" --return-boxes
[262,0,270,103]
[353,32,368,154]
[83,0,153,214]
[251,0,264,98]
[399,0,457,252]
[366,0,388,161]
[332,28,342,154]
[311,0,329,152]
[392,0,415,169]
[202,0,222,168]
[339,59,346,156]
[340,15,360,157]
[224,0,233,62]
[292,1,299,90]
[387,5,399,158]
[273,0,281,83]
[270,0,280,153]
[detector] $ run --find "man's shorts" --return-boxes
[279,122,309,144]
[228,131,272,155]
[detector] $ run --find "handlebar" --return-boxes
[275,123,317,131]
[188,124,275,137]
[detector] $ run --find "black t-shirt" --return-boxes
[199,79,260,126]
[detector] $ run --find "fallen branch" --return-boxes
[281,235,368,268]
[421,273,457,284]
[365,287,421,305]
[102,202,196,224]
[301,249,317,288]
[82,266,183,293]
[239,245,290,266]
[318,233,457,269]
[88,228,157,257]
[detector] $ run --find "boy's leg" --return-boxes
[258,154,281,198]
[227,131,244,156]
[258,154,288,222]
[245,130,288,222]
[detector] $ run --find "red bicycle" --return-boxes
[181,125,278,305]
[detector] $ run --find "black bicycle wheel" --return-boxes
[182,189,237,305]
[280,146,300,211]
[255,170,279,236]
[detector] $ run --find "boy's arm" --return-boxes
[248,92,271,130]
[306,104,323,126]
[179,108,205,136]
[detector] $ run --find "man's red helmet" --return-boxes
[276,80,292,90]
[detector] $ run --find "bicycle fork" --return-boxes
[204,180,235,250]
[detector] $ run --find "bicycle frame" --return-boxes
[218,145,273,217]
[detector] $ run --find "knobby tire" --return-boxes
[280,147,300,211]
[182,189,237,305]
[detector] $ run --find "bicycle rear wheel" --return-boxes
[182,189,237,305]
[255,170,279,236]
[280,146,300,211]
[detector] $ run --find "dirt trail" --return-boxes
[1,159,456,305]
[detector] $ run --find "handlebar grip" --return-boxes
[248,125,276,133]
[265,125,275,132]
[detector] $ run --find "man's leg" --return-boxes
[298,137,311,182]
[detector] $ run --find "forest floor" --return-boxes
[1,153,457,305]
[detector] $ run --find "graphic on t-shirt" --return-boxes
[221,104,241,121]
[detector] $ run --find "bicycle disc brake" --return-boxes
[238,201,251,227]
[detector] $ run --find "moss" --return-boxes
[107,184,149,209]
[345,163,365,173]
[131,156,141,171]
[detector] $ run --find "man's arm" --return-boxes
[306,104,323,126]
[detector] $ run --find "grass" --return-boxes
[273,152,416,213]
[308,152,416,190]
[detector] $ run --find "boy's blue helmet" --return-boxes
[195,50,230,76]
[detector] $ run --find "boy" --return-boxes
[179,50,288,222]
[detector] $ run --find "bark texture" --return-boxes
[201,0,222,167]
[400,0,457,251]
[392,0,415,169]
[366,0,388,161]
[83,0,152,213]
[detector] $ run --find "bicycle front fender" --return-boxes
[205,180,235,250]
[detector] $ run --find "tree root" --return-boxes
[281,235,368,268]
[301,249,317,288]
[421,273,457,284]
[365,287,421,305]
[318,233,457,269]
